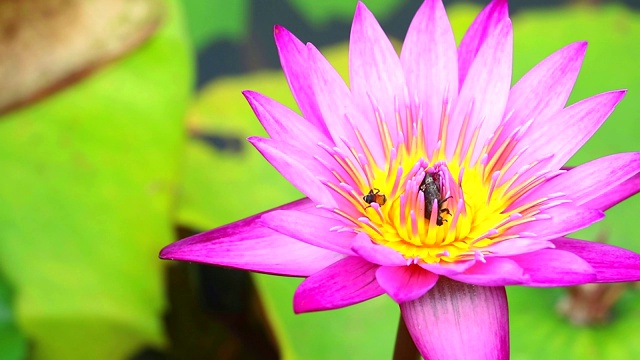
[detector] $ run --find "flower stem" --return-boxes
[393,314,420,360]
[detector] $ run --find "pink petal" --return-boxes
[447,18,513,162]
[495,42,587,160]
[458,0,509,87]
[420,259,476,276]
[509,249,596,286]
[293,256,383,313]
[243,90,331,146]
[513,90,626,172]
[584,172,640,211]
[305,43,385,164]
[400,0,458,155]
[349,2,406,146]
[401,278,509,360]
[260,209,356,255]
[376,265,438,303]
[160,199,344,277]
[483,238,556,256]
[520,152,640,210]
[248,136,336,207]
[552,238,640,283]
[274,25,329,137]
[447,257,528,286]
[504,204,604,242]
[351,232,407,266]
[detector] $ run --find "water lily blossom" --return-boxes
[161,0,640,358]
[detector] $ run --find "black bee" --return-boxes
[363,188,387,208]
[419,173,451,226]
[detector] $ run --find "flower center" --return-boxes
[319,97,563,264]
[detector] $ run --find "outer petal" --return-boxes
[420,259,476,276]
[401,278,509,360]
[504,203,604,242]
[274,25,329,136]
[509,249,596,286]
[483,238,556,256]
[447,18,513,162]
[519,152,640,210]
[249,136,336,207]
[351,232,407,266]
[400,0,458,155]
[306,43,385,164]
[552,238,640,283]
[512,90,626,172]
[293,256,383,313]
[243,90,332,147]
[260,209,356,255]
[448,258,528,286]
[349,2,407,145]
[494,42,587,158]
[376,265,438,303]
[584,172,640,211]
[160,199,344,276]
[458,0,509,87]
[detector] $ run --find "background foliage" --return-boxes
[0,0,639,359]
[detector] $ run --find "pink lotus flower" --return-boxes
[161,0,640,358]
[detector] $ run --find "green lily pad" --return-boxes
[0,0,193,359]
[180,0,248,49]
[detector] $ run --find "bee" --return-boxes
[363,188,387,208]
[419,172,451,226]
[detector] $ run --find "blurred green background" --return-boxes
[1,0,639,359]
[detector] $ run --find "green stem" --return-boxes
[393,314,420,360]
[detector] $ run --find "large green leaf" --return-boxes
[0,0,193,359]
[180,0,249,49]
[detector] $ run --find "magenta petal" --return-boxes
[243,90,331,147]
[457,0,509,87]
[305,44,385,164]
[448,258,528,286]
[260,209,356,255]
[521,152,640,210]
[552,238,640,283]
[515,90,626,171]
[274,25,328,137]
[507,41,586,121]
[420,259,476,276]
[351,233,407,266]
[505,204,604,242]
[400,0,458,154]
[496,42,587,158]
[248,136,336,207]
[483,238,555,256]
[160,199,344,276]
[401,278,509,360]
[349,2,406,144]
[293,256,383,313]
[509,249,596,286]
[584,172,640,211]
[376,266,438,303]
[447,18,513,162]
